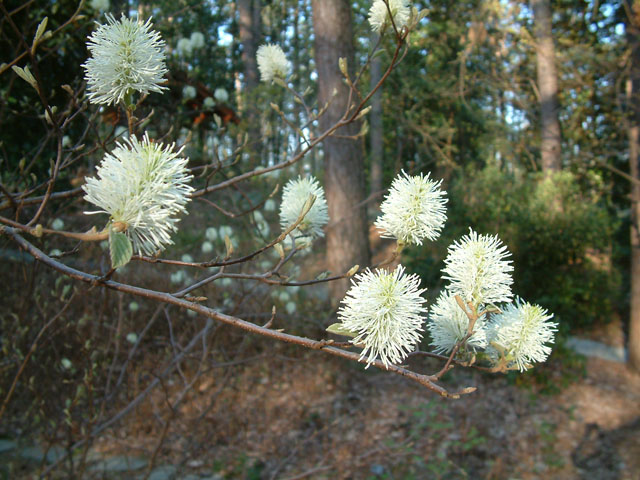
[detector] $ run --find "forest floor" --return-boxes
[84,234,640,479]
[83,333,640,480]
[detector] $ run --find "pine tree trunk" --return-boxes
[370,33,384,203]
[311,0,371,302]
[237,0,262,163]
[531,0,562,172]
[627,4,640,372]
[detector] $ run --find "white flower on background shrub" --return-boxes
[257,44,290,83]
[176,37,192,56]
[181,253,194,263]
[214,88,229,103]
[201,241,214,254]
[442,228,513,307]
[83,133,193,256]
[203,96,215,109]
[218,225,233,239]
[486,299,557,371]
[337,265,427,368]
[205,226,218,241]
[264,199,276,212]
[82,14,167,106]
[51,218,65,231]
[279,176,329,239]
[375,170,447,245]
[368,0,410,34]
[189,31,205,49]
[427,290,488,354]
[182,85,196,100]
[89,0,110,12]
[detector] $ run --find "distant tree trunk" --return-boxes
[370,33,384,203]
[237,0,262,162]
[311,0,371,302]
[531,0,562,172]
[627,2,640,372]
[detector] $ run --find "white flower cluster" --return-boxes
[337,265,427,368]
[279,176,329,239]
[257,44,290,83]
[83,133,194,256]
[486,299,557,371]
[175,31,206,57]
[375,170,447,245]
[368,0,411,34]
[442,228,514,306]
[426,228,556,371]
[82,14,167,106]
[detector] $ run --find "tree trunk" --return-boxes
[531,0,562,172]
[311,0,371,302]
[627,2,640,372]
[370,33,384,204]
[237,0,262,163]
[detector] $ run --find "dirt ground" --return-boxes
[88,342,640,480]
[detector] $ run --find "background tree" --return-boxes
[312,0,371,301]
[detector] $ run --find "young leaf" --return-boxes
[109,227,133,269]
[326,323,358,338]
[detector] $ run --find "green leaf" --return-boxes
[109,228,132,269]
[326,323,358,338]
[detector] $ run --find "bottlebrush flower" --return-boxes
[82,14,167,106]
[368,0,410,34]
[337,265,428,368]
[257,44,290,83]
[427,290,487,354]
[442,228,513,307]
[486,299,557,371]
[279,176,329,239]
[83,133,193,255]
[375,170,447,245]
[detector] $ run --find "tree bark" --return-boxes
[370,33,384,203]
[237,0,262,162]
[531,0,562,172]
[627,1,640,372]
[311,0,371,302]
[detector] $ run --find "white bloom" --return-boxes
[49,249,62,257]
[182,85,196,100]
[128,301,139,312]
[279,291,291,303]
[115,125,128,139]
[51,218,65,231]
[264,199,276,212]
[442,228,513,307]
[205,226,218,241]
[83,133,194,256]
[218,225,233,239]
[181,253,194,263]
[201,241,214,253]
[62,136,72,148]
[170,270,186,284]
[214,88,229,102]
[190,31,205,49]
[279,176,329,239]
[375,170,447,245]
[486,299,557,371]
[286,302,297,314]
[256,44,290,83]
[203,96,215,109]
[368,0,411,34]
[82,14,167,106]
[176,37,192,56]
[126,332,138,343]
[90,0,110,12]
[427,290,487,354]
[337,265,428,368]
